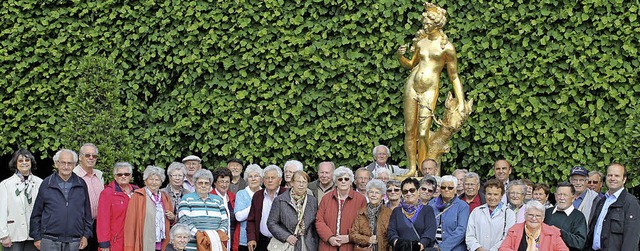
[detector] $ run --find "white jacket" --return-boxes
[0,174,43,241]
[465,203,516,251]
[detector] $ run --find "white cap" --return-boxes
[182,155,201,163]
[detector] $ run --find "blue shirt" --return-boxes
[592,188,623,250]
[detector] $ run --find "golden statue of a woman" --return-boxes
[397,2,473,177]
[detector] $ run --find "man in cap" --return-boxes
[182,155,202,192]
[569,165,600,225]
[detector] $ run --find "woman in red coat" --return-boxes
[97,162,139,251]
[499,200,568,251]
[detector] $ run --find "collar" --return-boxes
[215,188,228,199]
[74,165,95,177]
[606,188,624,199]
[576,190,588,200]
[552,204,575,215]
[375,163,389,169]
[318,182,334,191]
[264,188,278,199]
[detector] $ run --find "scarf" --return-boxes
[400,200,423,222]
[146,188,166,243]
[524,225,540,251]
[291,190,307,235]
[432,196,452,211]
[15,172,33,204]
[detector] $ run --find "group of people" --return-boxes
[0,144,639,251]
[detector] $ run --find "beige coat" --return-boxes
[0,174,42,242]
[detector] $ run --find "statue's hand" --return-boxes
[397,45,407,56]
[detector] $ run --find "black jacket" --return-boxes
[29,172,93,242]
[586,189,640,251]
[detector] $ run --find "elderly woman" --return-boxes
[97,162,139,251]
[124,165,174,251]
[268,171,318,251]
[282,160,303,188]
[161,162,191,215]
[427,175,469,251]
[316,166,367,251]
[166,224,190,251]
[465,179,516,251]
[349,180,392,251]
[178,169,228,251]
[499,200,569,251]
[506,180,527,223]
[388,178,436,251]
[373,168,392,184]
[210,168,237,251]
[234,164,263,251]
[419,176,437,205]
[385,180,401,210]
[0,149,43,251]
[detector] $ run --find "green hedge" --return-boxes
[1,0,637,187]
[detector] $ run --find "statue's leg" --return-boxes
[404,95,419,177]
[417,103,434,175]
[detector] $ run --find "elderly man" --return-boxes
[72,143,103,251]
[354,167,372,197]
[227,158,246,194]
[420,159,438,176]
[182,155,202,192]
[588,170,605,198]
[544,182,588,251]
[452,169,468,196]
[30,149,92,251]
[459,172,485,213]
[246,165,287,251]
[308,161,335,205]
[365,145,408,175]
[494,159,512,204]
[587,163,640,251]
[569,166,600,226]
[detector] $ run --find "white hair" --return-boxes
[284,160,304,171]
[372,145,391,158]
[441,175,457,188]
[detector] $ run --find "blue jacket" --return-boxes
[29,172,93,242]
[428,196,469,251]
[388,204,437,249]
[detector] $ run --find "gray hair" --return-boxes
[464,172,481,183]
[169,223,191,241]
[143,165,166,182]
[589,170,604,180]
[366,179,387,194]
[373,167,392,179]
[284,160,304,172]
[452,169,468,176]
[167,162,187,176]
[80,143,99,155]
[441,175,458,188]
[53,149,78,163]
[333,166,354,183]
[507,180,527,194]
[263,165,283,178]
[386,180,401,188]
[525,200,545,214]
[356,167,373,179]
[113,162,133,175]
[193,169,213,184]
[244,164,264,181]
[420,175,437,187]
[372,145,391,158]
[434,175,442,186]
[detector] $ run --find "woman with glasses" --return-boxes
[316,167,367,251]
[427,175,469,251]
[161,162,191,215]
[235,164,263,251]
[0,149,42,251]
[267,171,318,251]
[418,176,437,205]
[211,168,237,251]
[97,162,139,251]
[385,180,402,210]
[350,179,392,251]
[499,200,568,251]
[388,178,436,251]
[465,179,516,251]
[506,180,528,223]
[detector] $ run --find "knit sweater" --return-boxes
[544,207,587,251]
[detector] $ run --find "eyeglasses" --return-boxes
[116,173,131,177]
[420,187,434,193]
[570,178,586,183]
[337,177,350,182]
[387,188,400,193]
[440,186,455,191]
[368,191,382,196]
[402,188,417,194]
[526,214,543,220]
[464,183,478,187]
[554,193,572,198]
[56,161,76,167]
[170,174,184,178]
[508,192,524,197]
[83,154,98,159]
[17,159,31,163]
[196,181,211,186]
[216,180,230,184]
[587,180,600,185]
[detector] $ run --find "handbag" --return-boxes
[267,237,294,251]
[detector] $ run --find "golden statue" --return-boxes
[397,2,473,177]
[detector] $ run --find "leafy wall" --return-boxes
[1,0,638,187]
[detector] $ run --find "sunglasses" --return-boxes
[83,154,98,159]
[440,186,455,191]
[420,187,434,193]
[116,173,131,177]
[402,188,417,194]
[587,180,600,185]
[387,188,401,193]
[337,177,350,182]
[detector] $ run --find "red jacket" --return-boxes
[499,223,569,251]
[315,189,367,251]
[211,189,238,251]
[97,182,138,251]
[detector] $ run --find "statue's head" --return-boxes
[422,2,447,32]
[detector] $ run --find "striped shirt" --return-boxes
[178,192,229,250]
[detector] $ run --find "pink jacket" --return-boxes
[498,223,569,251]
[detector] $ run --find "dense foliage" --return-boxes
[1,0,637,187]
